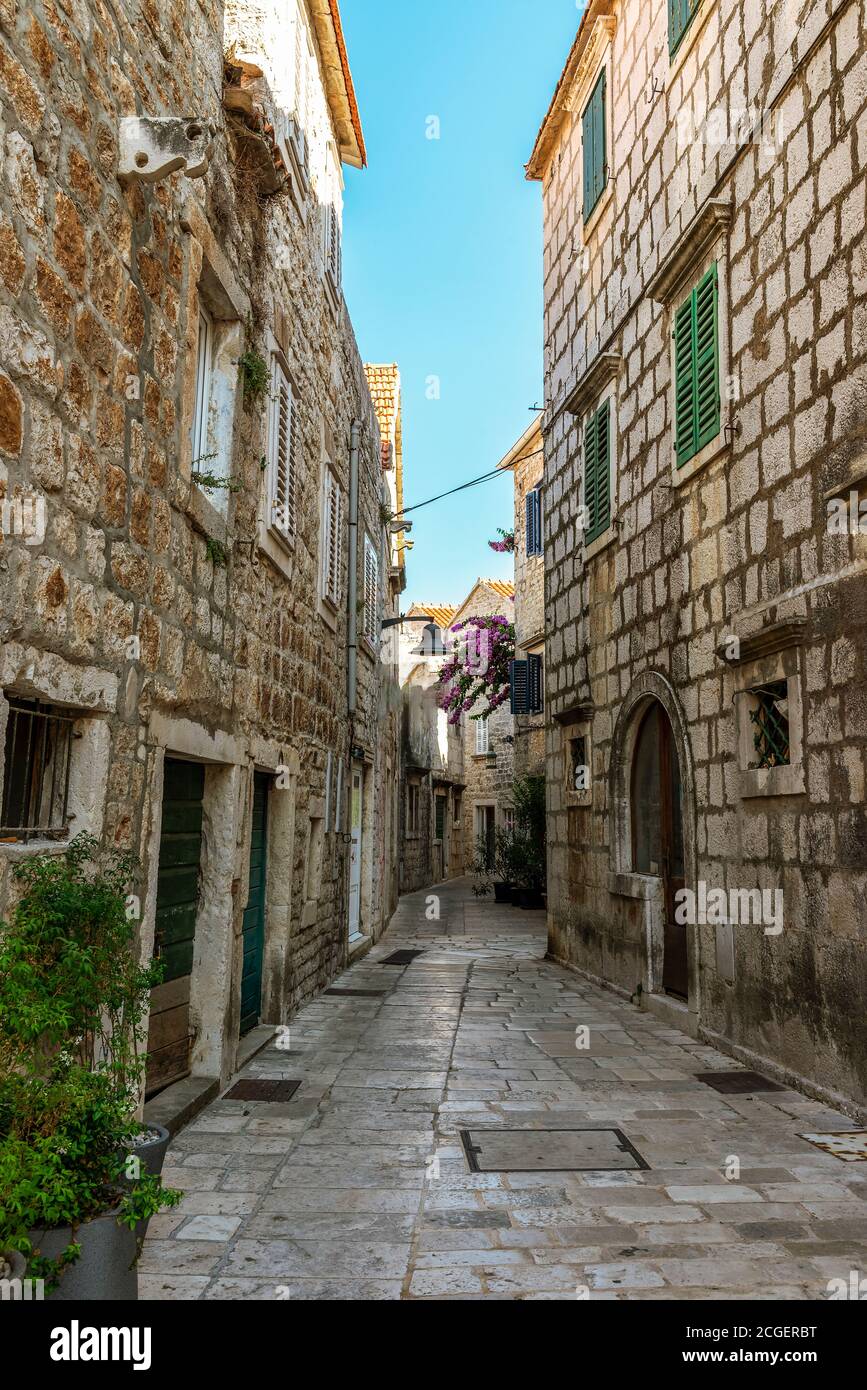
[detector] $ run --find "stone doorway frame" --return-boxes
[607,671,700,1027]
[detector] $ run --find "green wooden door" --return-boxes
[240,772,269,1035]
[145,758,205,1096]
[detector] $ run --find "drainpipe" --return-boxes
[347,419,361,718]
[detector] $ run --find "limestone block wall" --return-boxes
[537,0,867,1108]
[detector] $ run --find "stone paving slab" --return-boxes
[142,878,867,1301]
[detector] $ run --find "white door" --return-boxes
[348,764,363,939]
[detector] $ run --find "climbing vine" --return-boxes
[436,615,515,725]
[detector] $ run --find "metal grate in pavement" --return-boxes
[460,1127,649,1173]
[224,1079,301,1102]
[324,987,388,998]
[695,1070,784,1094]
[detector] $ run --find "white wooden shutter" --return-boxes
[475,717,489,755]
[364,536,379,644]
[327,203,342,290]
[269,354,297,540]
[322,470,342,605]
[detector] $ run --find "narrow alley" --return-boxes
[141,879,867,1302]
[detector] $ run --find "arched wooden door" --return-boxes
[631,702,687,997]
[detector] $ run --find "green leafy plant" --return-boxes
[238,347,270,403]
[206,537,228,567]
[0,836,183,1290]
[499,776,546,891]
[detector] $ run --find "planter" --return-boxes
[130,1123,171,1178]
[493,881,512,904]
[1,1249,27,1282]
[515,888,545,910]
[29,1205,138,1302]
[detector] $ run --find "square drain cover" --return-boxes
[799,1131,867,1162]
[224,1079,301,1102]
[324,987,387,998]
[696,1070,784,1094]
[460,1128,649,1173]
[381,950,425,965]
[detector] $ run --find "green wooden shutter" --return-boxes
[674,293,697,467]
[670,0,701,55]
[582,69,607,219]
[694,262,720,451]
[583,407,599,540]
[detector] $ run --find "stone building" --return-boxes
[527,0,867,1110]
[450,578,516,874]
[0,0,401,1121]
[499,420,546,781]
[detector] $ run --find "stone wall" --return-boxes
[0,0,399,1091]
[534,0,867,1109]
[511,425,546,781]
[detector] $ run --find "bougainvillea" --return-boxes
[436,614,516,725]
[488,529,515,554]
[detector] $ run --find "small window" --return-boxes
[407,782,420,834]
[475,717,490,755]
[191,306,213,466]
[435,795,446,842]
[322,468,343,606]
[326,203,342,296]
[569,735,589,793]
[363,535,379,645]
[525,486,543,557]
[1,697,74,842]
[669,0,705,57]
[674,261,720,468]
[582,68,607,220]
[452,790,462,827]
[268,354,299,541]
[510,655,544,716]
[502,807,515,835]
[748,682,790,769]
[583,398,611,543]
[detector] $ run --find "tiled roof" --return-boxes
[526,3,613,180]
[483,579,516,601]
[408,603,458,629]
[364,363,401,470]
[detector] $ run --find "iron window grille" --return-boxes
[749,681,790,769]
[1,697,75,842]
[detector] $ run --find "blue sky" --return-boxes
[341,0,580,609]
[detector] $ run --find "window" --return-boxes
[406,782,420,835]
[748,681,790,769]
[502,808,515,835]
[267,353,299,541]
[435,795,446,842]
[674,261,720,469]
[510,654,544,716]
[452,790,462,827]
[1,697,74,842]
[583,398,611,544]
[325,202,342,296]
[191,306,213,466]
[474,717,490,756]
[322,468,342,606]
[569,735,589,793]
[582,68,607,220]
[669,0,704,57]
[525,485,543,557]
[363,535,379,645]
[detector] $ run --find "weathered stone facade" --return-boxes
[0,0,400,1102]
[528,0,867,1111]
[500,421,546,781]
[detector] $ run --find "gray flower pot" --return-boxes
[29,1206,138,1301]
[127,1123,172,1246]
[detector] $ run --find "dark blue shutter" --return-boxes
[525,490,535,556]
[526,487,543,556]
[528,655,544,714]
[509,660,529,715]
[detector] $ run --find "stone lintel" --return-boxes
[565,352,623,419]
[646,199,733,305]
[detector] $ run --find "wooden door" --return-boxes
[240,771,269,1036]
[146,758,204,1096]
[348,764,363,938]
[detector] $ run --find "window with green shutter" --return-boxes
[673,262,721,469]
[582,68,607,220]
[669,0,704,57]
[583,398,611,545]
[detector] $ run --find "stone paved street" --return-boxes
[141,880,867,1301]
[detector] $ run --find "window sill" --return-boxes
[584,524,617,563]
[608,870,664,901]
[318,597,339,633]
[0,837,70,861]
[359,636,379,663]
[257,521,296,579]
[670,433,729,489]
[739,765,806,799]
[186,484,229,544]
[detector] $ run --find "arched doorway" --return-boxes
[631,702,687,997]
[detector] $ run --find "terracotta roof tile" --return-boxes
[408,603,458,629]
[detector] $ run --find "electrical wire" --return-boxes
[395,449,544,519]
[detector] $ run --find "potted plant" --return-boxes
[0,836,182,1300]
[506,776,547,909]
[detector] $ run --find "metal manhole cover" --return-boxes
[324,987,388,998]
[224,1079,301,1102]
[380,950,425,965]
[460,1128,649,1173]
[696,1070,784,1094]
[800,1131,867,1162]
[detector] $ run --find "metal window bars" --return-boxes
[749,681,790,769]
[0,697,75,842]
